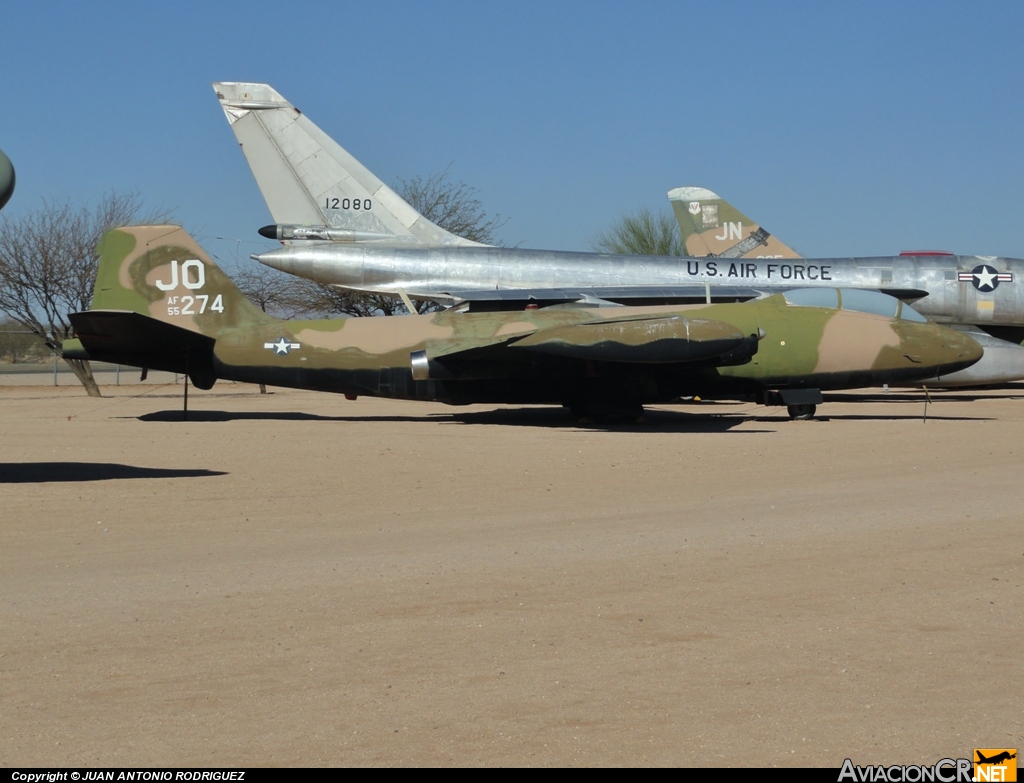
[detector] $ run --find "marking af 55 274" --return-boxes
[63,226,981,420]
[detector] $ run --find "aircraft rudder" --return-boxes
[212,81,485,248]
[668,186,801,259]
[90,225,271,336]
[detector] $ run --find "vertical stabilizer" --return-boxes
[90,225,275,335]
[213,82,484,248]
[668,186,800,259]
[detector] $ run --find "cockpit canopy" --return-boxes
[782,288,927,322]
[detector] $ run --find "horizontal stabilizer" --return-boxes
[510,317,749,363]
[67,310,215,376]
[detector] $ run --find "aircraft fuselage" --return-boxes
[255,244,1024,328]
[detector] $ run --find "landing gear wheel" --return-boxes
[787,403,816,420]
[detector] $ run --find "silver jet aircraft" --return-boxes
[213,82,1024,388]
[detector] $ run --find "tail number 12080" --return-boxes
[325,197,371,210]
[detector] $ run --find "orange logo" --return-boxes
[974,750,1017,782]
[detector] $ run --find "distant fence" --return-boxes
[0,359,183,385]
[0,328,184,386]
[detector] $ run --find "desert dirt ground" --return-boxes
[1,381,1021,767]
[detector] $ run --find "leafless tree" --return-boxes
[291,284,409,318]
[591,206,683,257]
[231,263,316,320]
[0,192,171,396]
[231,261,401,319]
[394,165,506,245]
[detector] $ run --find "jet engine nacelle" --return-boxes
[0,148,14,211]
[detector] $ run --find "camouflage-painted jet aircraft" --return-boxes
[63,226,981,420]
[669,186,1024,387]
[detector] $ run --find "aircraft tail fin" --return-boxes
[69,225,280,383]
[86,225,276,334]
[668,186,801,259]
[212,81,484,248]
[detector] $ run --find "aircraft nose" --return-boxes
[925,325,983,374]
[946,327,983,363]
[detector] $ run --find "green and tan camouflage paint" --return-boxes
[669,187,801,260]
[68,227,981,407]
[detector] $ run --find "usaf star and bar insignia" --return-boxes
[264,337,301,355]
[959,264,1014,292]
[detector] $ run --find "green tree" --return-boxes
[0,192,171,396]
[591,206,683,256]
[0,318,45,363]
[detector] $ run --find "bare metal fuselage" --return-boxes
[256,244,1024,326]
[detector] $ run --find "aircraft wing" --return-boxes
[507,316,755,363]
[439,285,929,310]
[421,312,759,373]
[441,285,766,309]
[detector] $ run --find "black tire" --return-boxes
[787,403,816,420]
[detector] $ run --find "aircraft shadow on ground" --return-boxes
[0,462,228,483]
[454,405,991,428]
[447,406,773,433]
[128,402,991,429]
[814,394,997,421]
[131,406,771,432]
[132,410,427,423]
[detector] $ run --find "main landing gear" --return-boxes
[786,403,817,420]
[765,389,822,421]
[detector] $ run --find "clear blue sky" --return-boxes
[2,1,1023,264]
